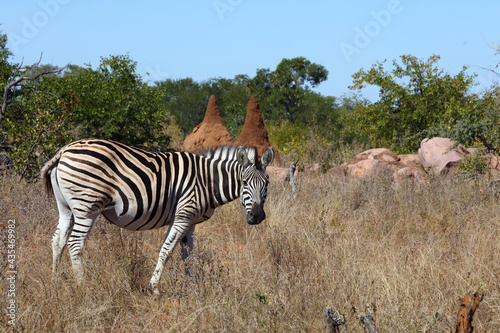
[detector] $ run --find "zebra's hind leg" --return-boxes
[67,213,98,282]
[52,208,74,275]
[181,225,196,276]
[181,225,195,261]
[149,219,192,296]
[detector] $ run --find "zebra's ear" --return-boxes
[261,147,274,169]
[237,148,251,167]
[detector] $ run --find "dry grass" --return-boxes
[1,171,499,332]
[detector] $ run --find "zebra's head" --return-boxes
[237,147,274,225]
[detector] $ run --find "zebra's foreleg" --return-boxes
[149,219,192,296]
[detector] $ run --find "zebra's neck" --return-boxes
[206,157,242,207]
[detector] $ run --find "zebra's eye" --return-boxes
[242,180,248,186]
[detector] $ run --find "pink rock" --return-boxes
[347,159,392,177]
[392,167,424,185]
[398,154,422,168]
[418,137,470,174]
[350,148,400,165]
[266,166,289,180]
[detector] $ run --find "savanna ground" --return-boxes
[1,170,499,332]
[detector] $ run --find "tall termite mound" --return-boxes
[182,95,233,153]
[234,95,279,164]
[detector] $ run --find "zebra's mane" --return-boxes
[202,145,258,164]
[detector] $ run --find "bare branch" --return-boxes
[475,65,500,79]
[359,303,377,333]
[323,306,348,333]
[1,56,70,125]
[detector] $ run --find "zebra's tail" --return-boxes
[40,147,66,196]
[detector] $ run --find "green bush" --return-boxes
[4,91,73,179]
[457,151,489,175]
[267,121,309,158]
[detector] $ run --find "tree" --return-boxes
[43,54,170,149]
[349,54,478,153]
[427,47,500,153]
[297,90,338,135]
[0,31,72,177]
[1,50,171,178]
[203,75,250,137]
[0,30,14,89]
[156,78,208,134]
[0,30,15,130]
[156,75,251,137]
[247,57,329,122]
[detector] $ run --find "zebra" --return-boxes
[41,139,274,295]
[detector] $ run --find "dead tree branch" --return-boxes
[0,54,69,126]
[453,291,484,333]
[359,303,377,333]
[323,306,348,333]
[286,158,299,193]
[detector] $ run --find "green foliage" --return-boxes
[295,90,339,136]
[0,32,71,178]
[333,93,369,146]
[2,51,172,178]
[205,75,251,137]
[156,57,333,142]
[4,91,72,178]
[156,75,251,137]
[42,54,171,150]
[156,77,208,134]
[247,57,329,122]
[457,151,489,175]
[268,120,361,172]
[349,54,478,153]
[428,86,500,153]
[267,121,309,157]
[0,30,14,87]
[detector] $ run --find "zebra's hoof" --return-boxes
[147,283,161,298]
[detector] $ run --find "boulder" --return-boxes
[347,159,393,177]
[489,155,500,175]
[418,137,471,174]
[399,154,422,169]
[182,95,233,153]
[349,148,400,165]
[392,167,424,185]
[341,148,425,184]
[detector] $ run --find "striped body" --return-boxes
[42,139,274,294]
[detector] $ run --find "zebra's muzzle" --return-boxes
[247,203,266,225]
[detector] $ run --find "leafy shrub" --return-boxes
[4,91,73,179]
[457,151,489,175]
[267,121,309,158]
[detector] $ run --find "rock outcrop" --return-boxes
[418,137,471,175]
[329,148,425,184]
[302,137,500,184]
[182,95,233,153]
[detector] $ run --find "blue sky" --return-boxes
[1,0,499,101]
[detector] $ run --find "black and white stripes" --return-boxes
[42,139,274,294]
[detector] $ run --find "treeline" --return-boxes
[1,29,499,178]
